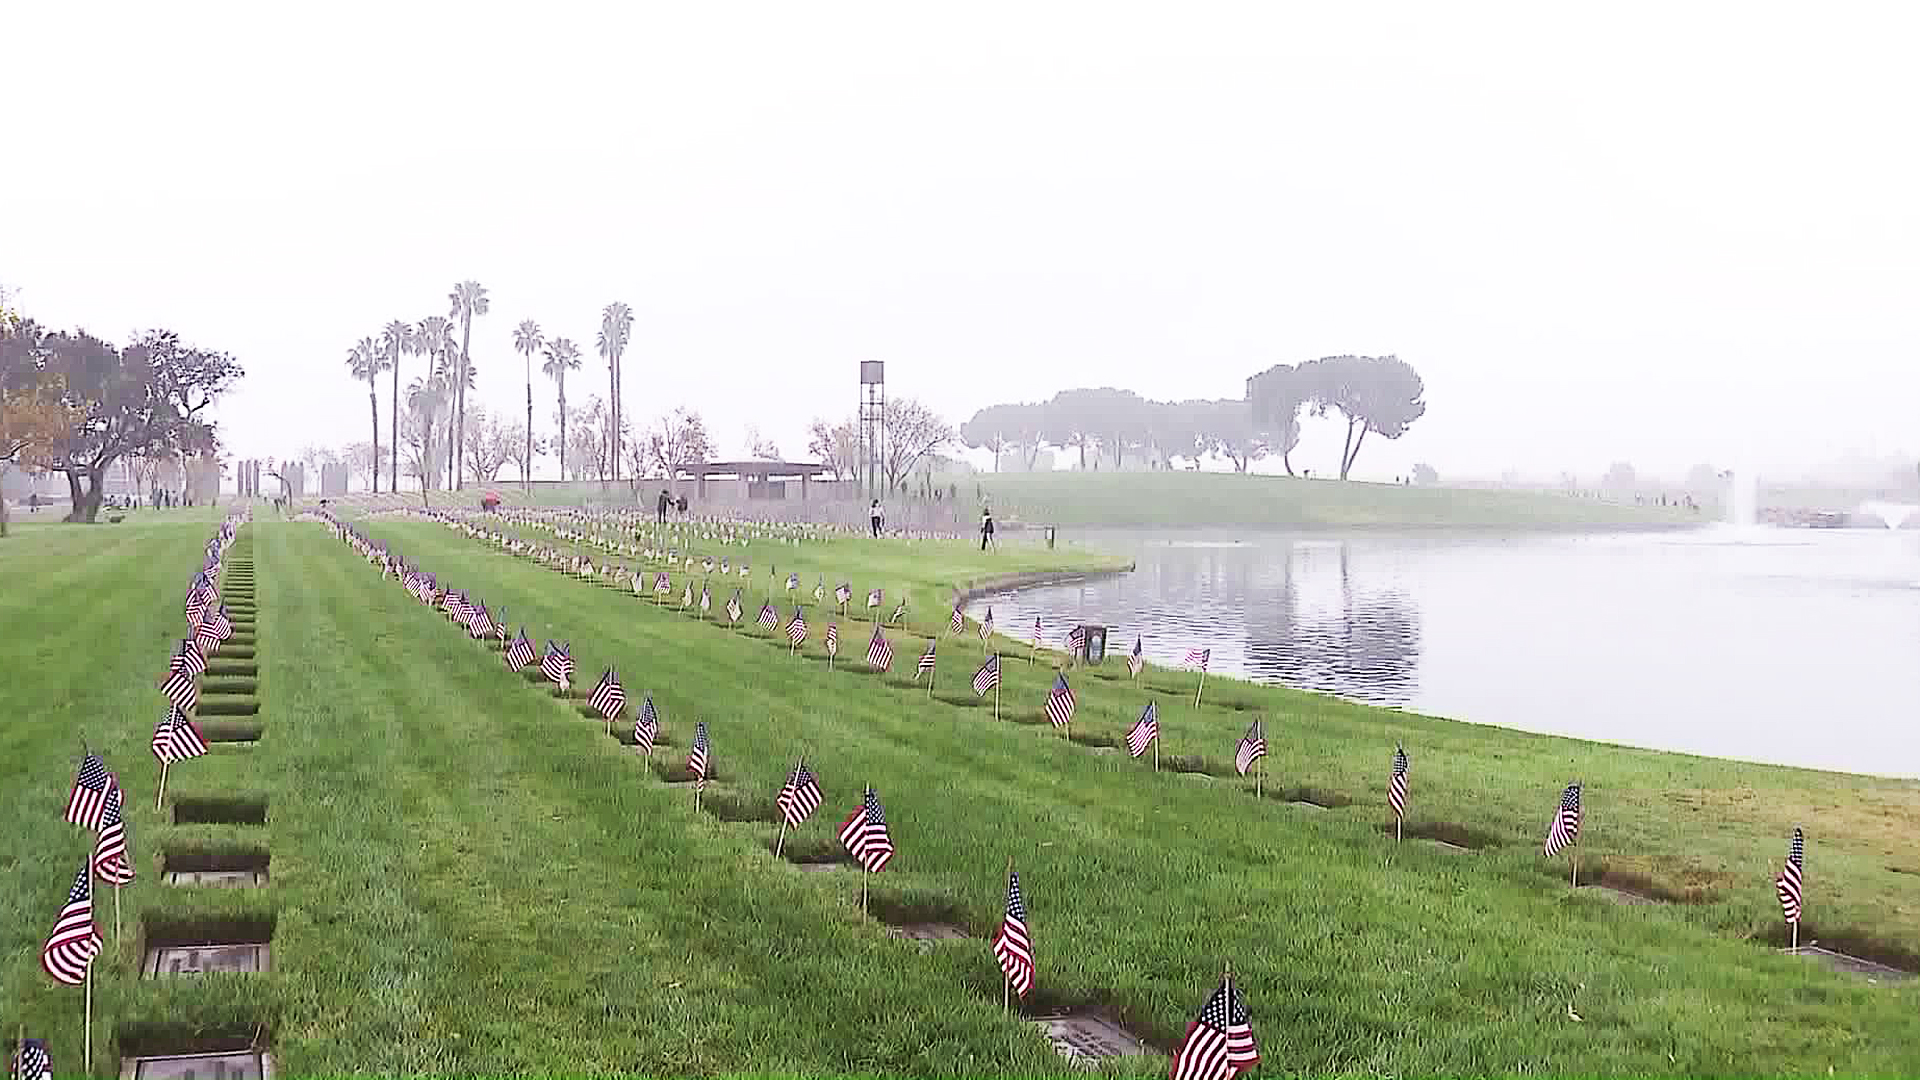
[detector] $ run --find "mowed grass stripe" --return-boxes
[241,524,1060,1075]
[346,517,1920,1076]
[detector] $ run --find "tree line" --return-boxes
[1,304,244,525]
[959,355,1426,479]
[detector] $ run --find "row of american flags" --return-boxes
[326,510,1271,1076]
[407,504,1822,933]
[25,511,250,1078]
[326,505,1818,1075]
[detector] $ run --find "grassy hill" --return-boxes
[972,471,1698,530]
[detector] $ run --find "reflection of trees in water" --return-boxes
[1240,543,1422,707]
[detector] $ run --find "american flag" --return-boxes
[740,562,751,578]
[727,590,743,623]
[786,572,799,593]
[1128,636,1144,677]
[589,668,627,720]
[39,866,102,985]
[979,606,995,640]
[915,640,937,680]
[444,590,468,622]
[681,582,694,608]
[1044,672,1075,727]
[192,621,223,660]
[688,722,711,790]
[655,572,672,596]
[1066,625,1086,656]
[825,624,839,658]
[11,1038,50,1080]
[890,599,907,625]
[1170,975,1260,1080]
[494,612,511,643]
[171,639,207,678]
[993,869,1035,997]
[1032,616,1042,647]
[1543,783,1582,857]
[972,654,1001,696]
[65,753,116,830]
[787,608,809,645]
[1234,721,1267,775]
[1777,827,1805,924]
[506,629,536,671]
[541,641,574,691]
[813,579,825,603]
[634,695,659,754]
[758,601,779,629]
[1185,647,1211,671]
[91,784,135,887]
[838,787,894,872]
[185,575,215,626]
[1388,745,1409,821]
[700,585,711,614]
[201,604,233,642]
[777,762,822,827]
[467,602,495,640]
[835,582,851,605]
[159,665,198,716]
[949,608,965,635]
[152,707,208,762]
[1126,701,1159,757]
[720,558,730,575]
[867,587,882,609]
[867,626,893,671]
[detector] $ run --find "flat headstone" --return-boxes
[883,922,969,944]
[121,1050,274,1079]
[793,862,842,874]
[1289,801,1329,811]
[1182,772,1214,781]
[164,870,265,888]
[1029,1014,1148,1067]
[1786,946,1916,983]
[1422,838,1471,852]
[1584,883,1655,905]
[142,943,271,977]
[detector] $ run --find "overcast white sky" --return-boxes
[5,1,1915,483]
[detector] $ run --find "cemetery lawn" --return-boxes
[0,513,1911,1076]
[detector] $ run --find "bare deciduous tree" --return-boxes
[806,416,860,480]
[462,407,515,484]
[880,398,953,492]
[647,407,713,481]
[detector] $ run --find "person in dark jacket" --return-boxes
[870,499,883,537]
[657,489,670,524]
[980,506,995,551]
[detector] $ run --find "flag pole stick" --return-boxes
[1571,847,1579,889]
[1255,759,1262,800]
[1790,921,1798,953]
[862,867,870,917]
[775,819,789,861]
[1154,737,1160,773]
[1195,669,1206,708]
[1396,815,1402,843]
[994,678,1000,721]
[84,962,93,1072]
[1004,975,1010,1013]
[114,884,121,944]
[155,761,169,812]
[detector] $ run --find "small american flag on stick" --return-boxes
[151,708,208,762]
[1044,672,1075,729]
[12,1039,51,1080]
[688,722,711,791]
[866,587,882,609]
[786,608,808,647]
[727,590,743,623]
[65,753,116,830]
[777,762,822,827]
[505,629,536,671]
[890,598,907,625]
[634,694,660,755]
[1170,971,1260,1080]
[171,640,207,678]
[541,641,574,692]
[1066,625,1086,660]
[1127,701,1159,758]
[589,668,626,720]
[978,606,994,641]
[838,786,894,873]
[758,601,779,629]
[1184,647,1211,671]
[916,640,937,680]
[972,654,1000,696]
[91,785,135,887]
[867,626,893,671]
[1777,827,1805,925]
[1388,745,1409,825]
[1127,636,1144,677]
[824,623,839,662]
[40,866,102,985]
[949,608,964,636]
[993,868,1035,999]
[1234,721,1267,776]
[1544,783,1582,858]
[159,666,198,716]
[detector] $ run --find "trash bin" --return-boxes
[1045,525,1057,550]
[1078,625,1107,664]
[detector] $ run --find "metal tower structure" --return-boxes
[859,362,886,499]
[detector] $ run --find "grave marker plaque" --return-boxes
[121,1050,273,1079]
[1029,1014,1147,1067]
[142,943,272,977]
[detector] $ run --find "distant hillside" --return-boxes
[972,471,1696,530]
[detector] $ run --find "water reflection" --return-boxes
[1243,544,1422,705]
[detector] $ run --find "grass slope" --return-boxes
[2,513,1913,1076]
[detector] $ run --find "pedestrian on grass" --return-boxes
[870,499,883,537]
[657,488,670,525]
[980,505,995,551]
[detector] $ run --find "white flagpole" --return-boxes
[155,761,170,812]
[1195,669,1207,708]
[84,962,93,1072]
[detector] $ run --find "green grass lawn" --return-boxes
[2,513,1915,1075]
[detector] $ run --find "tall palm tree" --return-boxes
[346,337,387,491]
[407,372,451,490]
[380,319,412,494]
[542,337,582,482]
[448,281,490,489]
[598,302,633,487]
[413,316,453,492]
[512,319,545,494]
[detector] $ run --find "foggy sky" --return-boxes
[5,1,1915,482]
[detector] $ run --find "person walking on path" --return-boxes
[980,505,995,551]
[870,499,883,537]
[657,488,670,525]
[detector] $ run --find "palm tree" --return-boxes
[598,302,633,487]
[542,337,582,481]
[380,320,412,493]
[413,316,453,492]
[406,373,450,490]
[512,319,545,494]
[346,337,387,490]
[448,281,490,489]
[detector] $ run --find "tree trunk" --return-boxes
[455,316,472,490]
[557,386,568,482]
[368,379,381,496]
[389,350,400,494]
[0,469,9,537]
[1339,417,1357,480]
[64,466,105,522]
[1342,423,1369,480]
[607,357,618,490]
[1281,449,1295,477]
[524,355,533,494]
